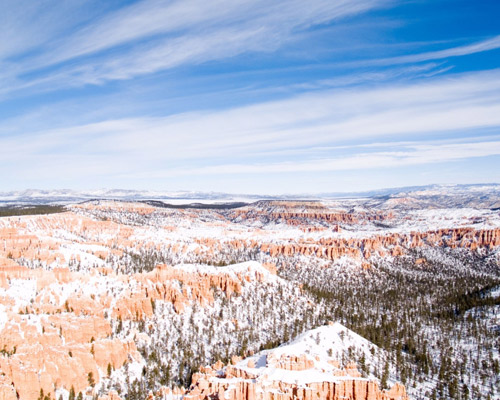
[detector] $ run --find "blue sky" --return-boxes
[1,0,500,194]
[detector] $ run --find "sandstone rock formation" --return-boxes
[259,227,500,261]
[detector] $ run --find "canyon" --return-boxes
[0,186,498,399]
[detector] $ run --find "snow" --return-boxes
[264,367,370,386]
[273,322,372,358]
[486,285,500,298]
[0,304,7,333]
[2,279,37,310]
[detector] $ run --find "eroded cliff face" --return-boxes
[1,202,498,275]
[259,227,500,261]
[182,360,407,400]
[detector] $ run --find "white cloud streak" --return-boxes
[369,35,500,66]
[140,140,500,177]
[5,1,499,94]
[2,0,499,98]
[50,27,275,85]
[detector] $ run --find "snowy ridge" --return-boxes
[271,322,375,361]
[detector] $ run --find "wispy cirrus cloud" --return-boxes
[5,0,498,97]
[366,34,500,66]
[284,63,451,92]
[138,139,500,177]
[42,0,387,65]
[34,27,275,86]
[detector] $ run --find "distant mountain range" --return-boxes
[0,183,499,207]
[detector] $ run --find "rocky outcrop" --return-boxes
[183,337,408,400]
[259,228,500,261]
[0,374,17,400]
[227,201,393,228]
[98,390,123,400]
